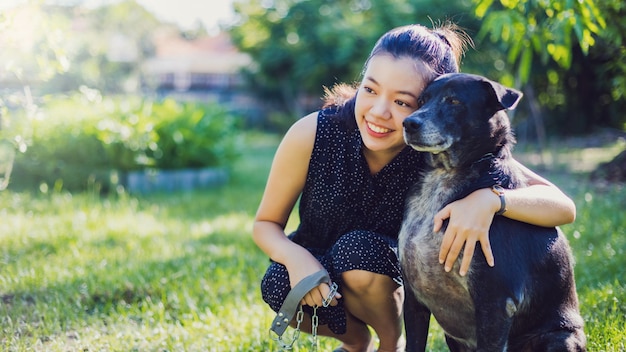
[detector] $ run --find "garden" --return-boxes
[0,99,625,350]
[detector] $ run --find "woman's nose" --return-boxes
[370,98,391,119]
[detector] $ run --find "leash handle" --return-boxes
[269,270,331,337]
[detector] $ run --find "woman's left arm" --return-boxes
[435,158,576,276]
[500,158,576,226]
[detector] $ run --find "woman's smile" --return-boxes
[366,121,394,135]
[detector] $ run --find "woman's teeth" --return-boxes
[368,121,391,134]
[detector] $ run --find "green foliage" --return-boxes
[228,0,625,135]
[40,1,162,94]
[8,91,112,191]
[8,90,241,192]
[0,135,625,350]
[585,1,626,124]
[0,136,275,350]
[90,93,159,172]
[0,4,72,83]
[565,185,626,351]
[147,99,241,170]
[473,0,605,83]
[0,1,163,94]
[470,0,626,135]
[227,0,477,118]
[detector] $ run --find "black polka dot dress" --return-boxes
[261,106,425,335]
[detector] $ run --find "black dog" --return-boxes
[399,73,586,351]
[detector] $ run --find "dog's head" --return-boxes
[403,73,522,170]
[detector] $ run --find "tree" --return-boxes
[0,1,171,190]
[226,0,624,140]
[0,3,71,190]
[226,0,479,121]
[474,0,605,84]
[472,0,626,135]
[40,1,163,94]
[474,0,625,179]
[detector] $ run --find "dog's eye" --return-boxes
[445,96,461,105]
[416,97,425,108]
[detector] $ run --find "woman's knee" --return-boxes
[341,269,382,295]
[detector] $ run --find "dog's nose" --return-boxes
[403,117,421,134]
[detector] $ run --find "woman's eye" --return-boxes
[363,86,375,94]
[395,100,411,108]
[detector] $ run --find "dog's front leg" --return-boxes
[473,290,516,352]
[403,286,431,352]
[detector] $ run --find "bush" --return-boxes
[146,99,240,170]
[7,89,241,192]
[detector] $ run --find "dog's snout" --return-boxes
[403,117,421,134]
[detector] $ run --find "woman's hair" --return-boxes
[323,22,472,108]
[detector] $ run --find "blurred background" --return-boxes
[0,0,624,192]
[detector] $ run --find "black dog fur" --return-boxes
[399,73,586,352]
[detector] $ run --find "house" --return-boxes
[142,30,264,125]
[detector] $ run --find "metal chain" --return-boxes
[310,306,319,352]
[271,305,304,350]
[272,282,339,351]
[323,282,339,308]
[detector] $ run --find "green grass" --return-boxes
[1,133,625,351]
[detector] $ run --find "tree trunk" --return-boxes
[524,84,547,166]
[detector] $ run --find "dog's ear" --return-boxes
[483,79,523,110]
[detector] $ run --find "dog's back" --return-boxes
[399,73,586,351]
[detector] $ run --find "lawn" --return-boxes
[1,132,625,351]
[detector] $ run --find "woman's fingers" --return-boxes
[458,240,476,276]
[441,231,464,273]
[316,282,341,307]
[300,283,341,307]
[440,224,494,276]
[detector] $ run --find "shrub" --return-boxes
[145,99,240,170]
[7,89,241,192]
[8,90,113,191]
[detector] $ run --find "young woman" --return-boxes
[253,23,576,352]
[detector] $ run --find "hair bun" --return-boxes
[431,22,474,69]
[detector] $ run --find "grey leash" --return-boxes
[269,270,338,350]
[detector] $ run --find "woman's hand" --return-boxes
[433,174,576,276]
[433,188,498,276]
[301,282,342,308]
[285,253,342,307]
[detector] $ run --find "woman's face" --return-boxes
[354,54,430,155]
